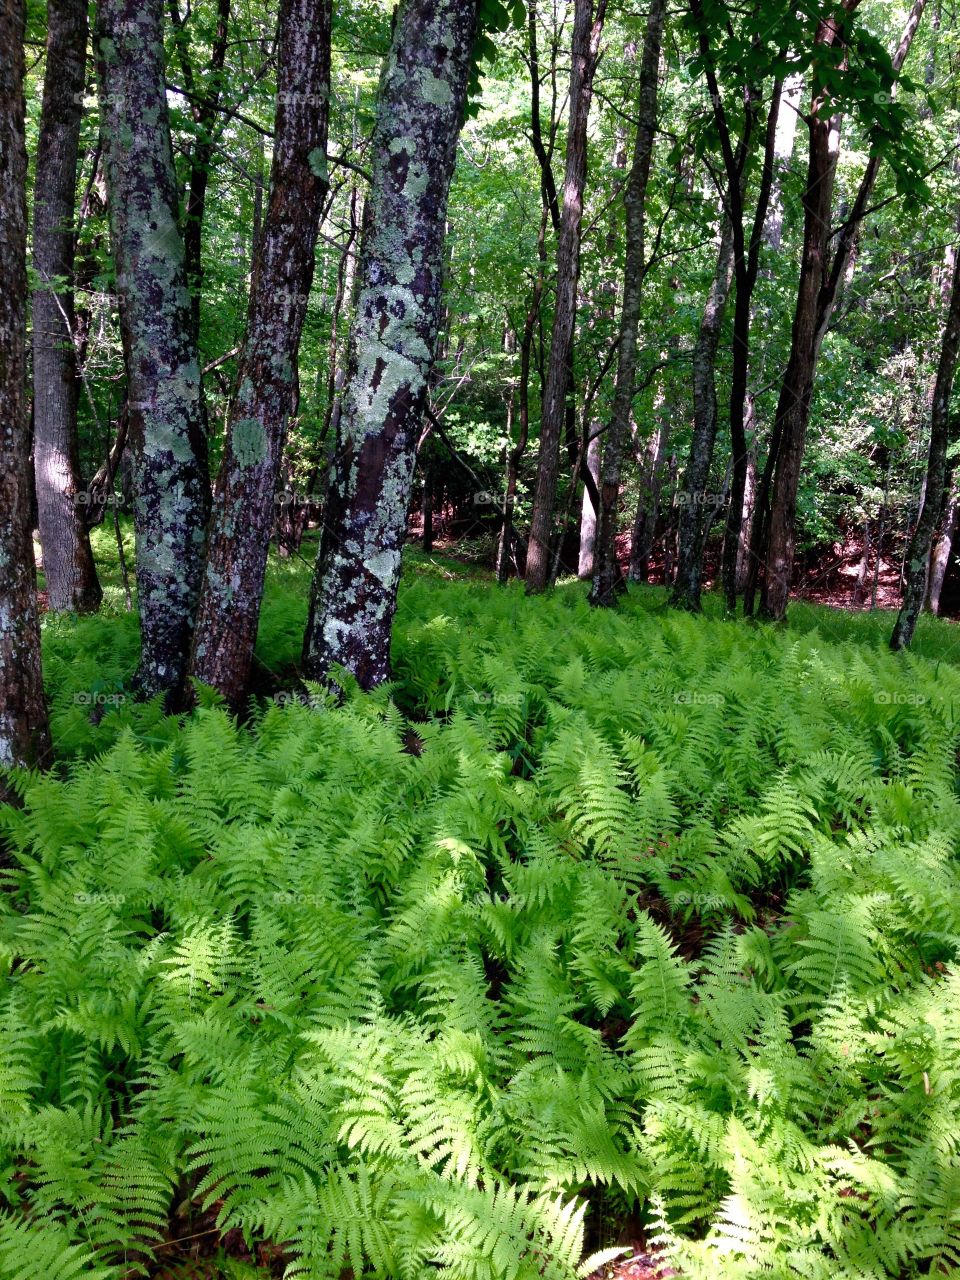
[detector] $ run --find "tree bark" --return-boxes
[757,4,857,622]
[719,77,781,613]
[927,484,957,614]
[525,0,607,593]
[96,0,211,700]
[1,0,52,793]
[188,0,331,708]
[671,216,736,610]
[301,0,478,688]
[891,258,960,648]
[764,73,803,252]
[759,0,926,621]
[496,223,544,584]
[735,425,756,594]
[32,0,102,614]
[590,0,666,605]
[672,6,775,614]
[578,427,600,578]
[169,0,231,347]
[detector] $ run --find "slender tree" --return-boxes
[671,217,736,610]
[301,0,479,688]
[168,0,231,347]
[188,0,331,708]
[32,0,102,613]
[96,0,211,700]
[891,254,960,649]
[1,0,51,793]
[590,0,666,605]
[758,0,925,620]
[525,0,607,593]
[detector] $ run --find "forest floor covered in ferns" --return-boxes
[3,529,960,1279]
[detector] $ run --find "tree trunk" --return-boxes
[169,0,231,347]
[764,73,803,252]
[578,427,600,578]
[671,216,736,610]
[497,206,548,584]
[32,0,102,614]
[0,0,51,793]
[301,0,478,689]
[757,11,849,624]
[735,405,756,594]
[760,0,924,621]
[672,6,777,614]
[421,457,434,553]
[188,0,331,708]
[629,417,668,583]
[590,0,666,605]
[525,0,607,593]
[927,484,957,614]
[852,518,872,608]
[891,259,960,648]
[96,0,211,701]
[719,78,781,613]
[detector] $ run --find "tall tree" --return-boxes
[670,217,737,610]
[96,0,211,700]
[0,0,51,794]
[757,0,925,620]
[525,0,607,593]
[590,0,666,606]
[31,0,102,614]
[891,253,960,649]
[754,3,859,621]
[301,0,479,688]
[168,0,231,347]
[188,0,331,708]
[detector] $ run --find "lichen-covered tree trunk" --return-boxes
[891,258,960,649]
[525,0,606,593]
[32,0,102,614]
[188,0,331,708]
[590,0,665,606]
[670,217,736,610]
[301,0,478,688]
[0,0,51,793]
[96,0,210,700]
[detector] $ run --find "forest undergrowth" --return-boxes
[2,539,960,1279]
